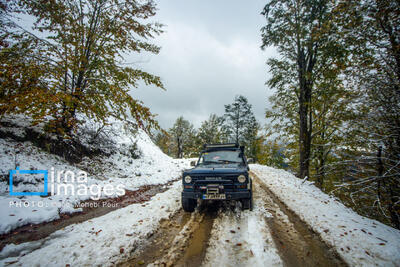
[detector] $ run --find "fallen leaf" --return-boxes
[236,243,242,246]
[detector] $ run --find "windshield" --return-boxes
[198,150,244,165]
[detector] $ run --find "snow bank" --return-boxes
[0,115,189,235]
[0,181,183,266]
[251,164,400,267]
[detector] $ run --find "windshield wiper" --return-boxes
[203,160,220,165]
[218,160,240,164]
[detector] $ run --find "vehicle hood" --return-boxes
[183,165,247,176]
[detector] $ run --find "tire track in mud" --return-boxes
[251,172,347,267]
[119,203,218,267]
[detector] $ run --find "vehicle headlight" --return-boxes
[184,175,192,183]
[238,175,246,183]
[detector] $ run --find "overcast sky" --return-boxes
[131,0,277,129]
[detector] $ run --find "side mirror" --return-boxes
[247,158,254,164]
[190,161,197,167]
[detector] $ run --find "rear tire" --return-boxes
[182,197,197,212]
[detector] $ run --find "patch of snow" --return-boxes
[204,200,282,266]
[0,180,183,266]
[251,164,400,267]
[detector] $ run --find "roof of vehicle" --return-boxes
[202,143,244,153]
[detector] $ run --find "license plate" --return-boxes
[203,194,226,200]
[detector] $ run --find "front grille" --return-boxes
[192,175,237,180]
[192,176,237,191]
[205,177,222,180]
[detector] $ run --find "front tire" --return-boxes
[182,197,197,212]
[241,198,252,210]
[241,180,253,211]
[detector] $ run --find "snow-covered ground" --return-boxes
[0,181,183,266]
[203,197,282,266]
[0,115,190,235]
[251,164,400,267]
[2,112,399,267]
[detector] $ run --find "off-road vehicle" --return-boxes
[181,143,253,212]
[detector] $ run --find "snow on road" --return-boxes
[251,164,400,267]
[0,180,183,267]
[203,193,282,266]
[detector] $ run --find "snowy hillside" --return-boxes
[0,115,189,235]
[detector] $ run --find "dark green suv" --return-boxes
[181,143,253,212]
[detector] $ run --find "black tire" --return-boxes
[241,179,253,211]
[249,193,253,211]
[249,179,253,211]
[241,198,251,210]
[182,197,197,212]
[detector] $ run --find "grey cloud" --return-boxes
[130,0,277,129]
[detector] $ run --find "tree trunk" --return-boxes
[299,98,311,179]
[236,108,240,144]
[297,48,313,179]
[176,137,181,158]
[316,145,325,188]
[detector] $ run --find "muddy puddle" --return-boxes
[0,181,175,251]
[251,172,347,267]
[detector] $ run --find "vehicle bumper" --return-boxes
[182,190,251,200]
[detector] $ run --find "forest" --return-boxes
[1,0,399,230]
[156,0,400,229]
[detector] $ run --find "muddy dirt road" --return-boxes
[120,173,347,267]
